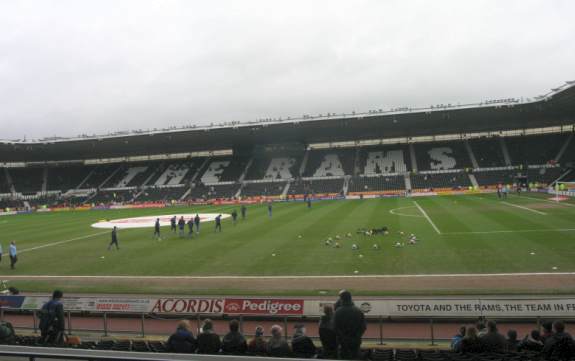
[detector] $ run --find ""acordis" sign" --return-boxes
[224,299,304,315]
[151,298,225,314]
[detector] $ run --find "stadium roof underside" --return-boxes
[1,85,574,162]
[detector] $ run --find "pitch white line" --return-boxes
[2,272,575,280]
[413,201,441,234]
[19,231,109,254]
[389,206,424,218]
[501,201,547,215]
[519,195,575,208]
[444,228,575,235]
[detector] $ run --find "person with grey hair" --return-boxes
[266,325,290,358]
[334,290,366,360]
[291,324,316,358]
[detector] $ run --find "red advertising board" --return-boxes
[224,299,304,315]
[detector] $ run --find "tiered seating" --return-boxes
[411,172,471,190]
[288,178,344,195]
[414,141,471,171]
[559,134,575,166]
[472,170,516,186]
[526,167,566,185]
[348,175,405,193]
[357,144,411,175]
[241,182,286,197]
[81,165,120,189]
[506,133,567,166]
[187,183,240,200]
[303,149,356,177]
[198,156,248,184]
[147,160,199,186]
[0,171,11,193]
[88,189,137,204]
[0,198,23,209]
[245,156,302,180]
[137,186,187,202]
[47,165,92,191]
[468,138,506,168]
[9,167,44,194]
[26,194,61,207]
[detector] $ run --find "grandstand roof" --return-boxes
[1,84,574,162]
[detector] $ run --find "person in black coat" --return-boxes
[480,320,507,353]
[221,319,247,354]
[197,319,221,354]
[542,321,575,360]
[291,324,316,358]
[319,304,337,359]
[167,320,197,353]
[518,330,544,352]
[333,290,366,360]
[460,327,483,353]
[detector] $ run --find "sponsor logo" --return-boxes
[151,298,225,314]
[360,302,372,314]
[224,299,304,315]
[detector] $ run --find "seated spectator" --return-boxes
[221,319,247,354]
[267,325,291,358]
[291,324,316,358]
[519,330,544,352]
[451,326,466,352]
[506,329,519,352]
[476,320,487,337]
[167,320,197,353]
[541,321,554,343]
[460,326,483,353]
[196,319,221,354]
[319,304,337,359]
[247,326,267,355]
[480,320,507,353]
[542,321,575,360]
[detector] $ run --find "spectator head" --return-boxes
[294,324,306,336]
[553,321,565,333]
[487,320,497,332]
[255,326,264,337]
[542,321,553,333]
[202,319,213,332]
[229,319,240,332]
[507,329,517,341]
[530,330,541,341]
[177,320,191,332]
[476,320,486,331]
[339,290,353,305]
[323,304,333,317]
[458,326,466,337]
[52,290,63,300]
[466,326,478,338]
[270,325,283,338]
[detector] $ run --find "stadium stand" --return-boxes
[145,160,200,187]
[473,169,516,187]
[303,149,356,177]
[46,164,92,191]
[137,186,189,202]
[241,181,286,197]
[357,144,411,175]
[468,137,507,168]
[0,171,11,194]
[80,165,121,189]
[187,182,240,200]
[88,189,138,204]
[9,167,45,194]
[199,156,249,184]
[288,178,345,196]
[411,172,472,191]
[505,133,568,166]
[414,141,472,171]
[348,175,405,193]
[245,156,302,180]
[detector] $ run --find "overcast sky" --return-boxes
[0,0,574,140]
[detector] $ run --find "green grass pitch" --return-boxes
[1,193,574,281]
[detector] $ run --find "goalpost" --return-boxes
[553,181,575,201]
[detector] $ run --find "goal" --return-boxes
[553,181,575,201]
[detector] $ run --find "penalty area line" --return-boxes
[413,201,441,234]
[518,195,575,208]
[501,201,547,215]
[443,228,575,235]
[19,231,109,254]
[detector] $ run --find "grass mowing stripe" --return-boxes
[413,200,441,234]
